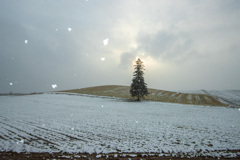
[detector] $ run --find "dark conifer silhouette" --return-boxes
[130,58,149,101]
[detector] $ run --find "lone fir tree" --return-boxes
[130,58,149,101]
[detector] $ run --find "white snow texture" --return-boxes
[0,93,239,158]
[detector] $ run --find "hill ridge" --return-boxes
[60,85,227,106]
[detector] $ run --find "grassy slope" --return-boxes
[60,85,227,106]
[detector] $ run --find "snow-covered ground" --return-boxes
[203,90,240,107]
[172,90,240,107]
[0,93,240,158]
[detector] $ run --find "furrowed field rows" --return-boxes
[0,93,240,158]
[0,116,97,151]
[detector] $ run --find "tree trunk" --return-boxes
[137,96,140,101]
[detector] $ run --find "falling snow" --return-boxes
[103,38,109,46]
[9,82,13,86]
[67,28,72,32]
[24,40,28,44]
[51,84,57,89]
[101,57,105,61]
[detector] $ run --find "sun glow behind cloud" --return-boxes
[132,55,161,71]
[0,0,239,93]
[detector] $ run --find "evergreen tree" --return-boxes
[130,58,149,101]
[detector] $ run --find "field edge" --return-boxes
[1,151,240,160]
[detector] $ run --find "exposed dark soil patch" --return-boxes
[1,152,240,160]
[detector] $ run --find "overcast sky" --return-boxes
[0,0,240,93]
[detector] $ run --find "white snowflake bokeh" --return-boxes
[103,38,109,46]
[52,84,57,89]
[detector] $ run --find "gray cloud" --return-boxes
[137,31,193,63]
[119,51,138,69]
[0,0,240,93]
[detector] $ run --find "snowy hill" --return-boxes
[201,90,240,108]
[60,85,227,106]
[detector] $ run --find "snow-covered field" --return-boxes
[0,93,240,158]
